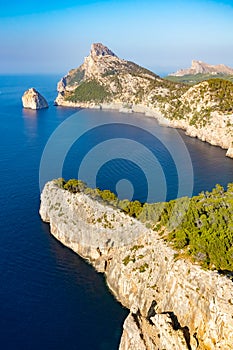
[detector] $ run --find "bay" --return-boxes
[0,75,232,349]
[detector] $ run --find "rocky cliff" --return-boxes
[55,43,233,158]
[22,88,48,110]
[169,60,233,77]
[40,180,233,350]
[226,142,233,157]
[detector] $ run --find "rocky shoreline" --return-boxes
[55,96,233,158]
[40,181,233,350]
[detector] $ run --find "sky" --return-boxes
[1,0,233,75]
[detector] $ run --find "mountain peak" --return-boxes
[191,59,204,67]
[90,43,117,59]
[190,60,210,74]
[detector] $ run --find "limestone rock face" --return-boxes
[226,142,233,158]
[40,181,233,350]
[90,42,117,58]
[170,60,233,76]
[22,88,48,110]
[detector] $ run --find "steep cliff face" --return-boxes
[226,142,233,157]
[163,80,233,150]
[55,43,233,158]
[22,88,48,110]
[40,181,233,350]
[169,60,233,76]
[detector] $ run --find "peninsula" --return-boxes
[55,43,233,158]
[40,179,233,350]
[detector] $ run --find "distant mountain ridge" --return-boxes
[169,60,233,76]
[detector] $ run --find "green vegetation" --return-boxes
[62,179,87,192]
[55,179,233,272]
[165,73,233,85]
[102,69,117,77]
[139,263,149,273]
[123,255,136,265]
[98,189,117,202]
[125,61,159,78]
[138,184,233,271]
[118,199,143,217]
[166,184,233,270]
[65,79,110,103]
[162,78,233,127]
[55,179,144,216]
[66,68,85,85]
[64,57,189,106]
[54,177,66,188]
[130,245,144,251]
[204,78,233,112]
[61,55,233,131]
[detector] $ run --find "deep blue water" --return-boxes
[0,75,232,350]
[0,75,128,350]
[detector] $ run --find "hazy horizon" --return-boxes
[1,0,233,75]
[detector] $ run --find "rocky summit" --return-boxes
[55,43,233,157]
[169,60,233,77]
[55,42,162,104]
[22,88,48,110]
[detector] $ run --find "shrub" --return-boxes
[99,189,117,202]
[66,79,110,103]
[54,178,66,188]
[59,177,233,272]
[64,179,87,193]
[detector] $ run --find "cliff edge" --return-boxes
[40,180,233,350]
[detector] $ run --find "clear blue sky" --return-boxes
[1,0,233,74]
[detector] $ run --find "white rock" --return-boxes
[22,88,48,110]
[226,142,233,158]
[40,180,233,350]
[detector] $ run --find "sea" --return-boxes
[0,74,232,350]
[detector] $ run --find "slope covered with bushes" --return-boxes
[55,178,233,272]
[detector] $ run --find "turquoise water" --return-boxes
[0,75,232,349]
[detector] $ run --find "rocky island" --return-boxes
[40,179,233,350]
[55,43,233,158]
[22,88,48,110]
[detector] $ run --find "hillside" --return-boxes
[55,43,233,157]
[55,43,187,106]
[165,73,233,85]
[53,178,233,272]
[163,78,233,125]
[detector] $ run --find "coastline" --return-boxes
[40,181,233,350]
[54,97,233,158]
